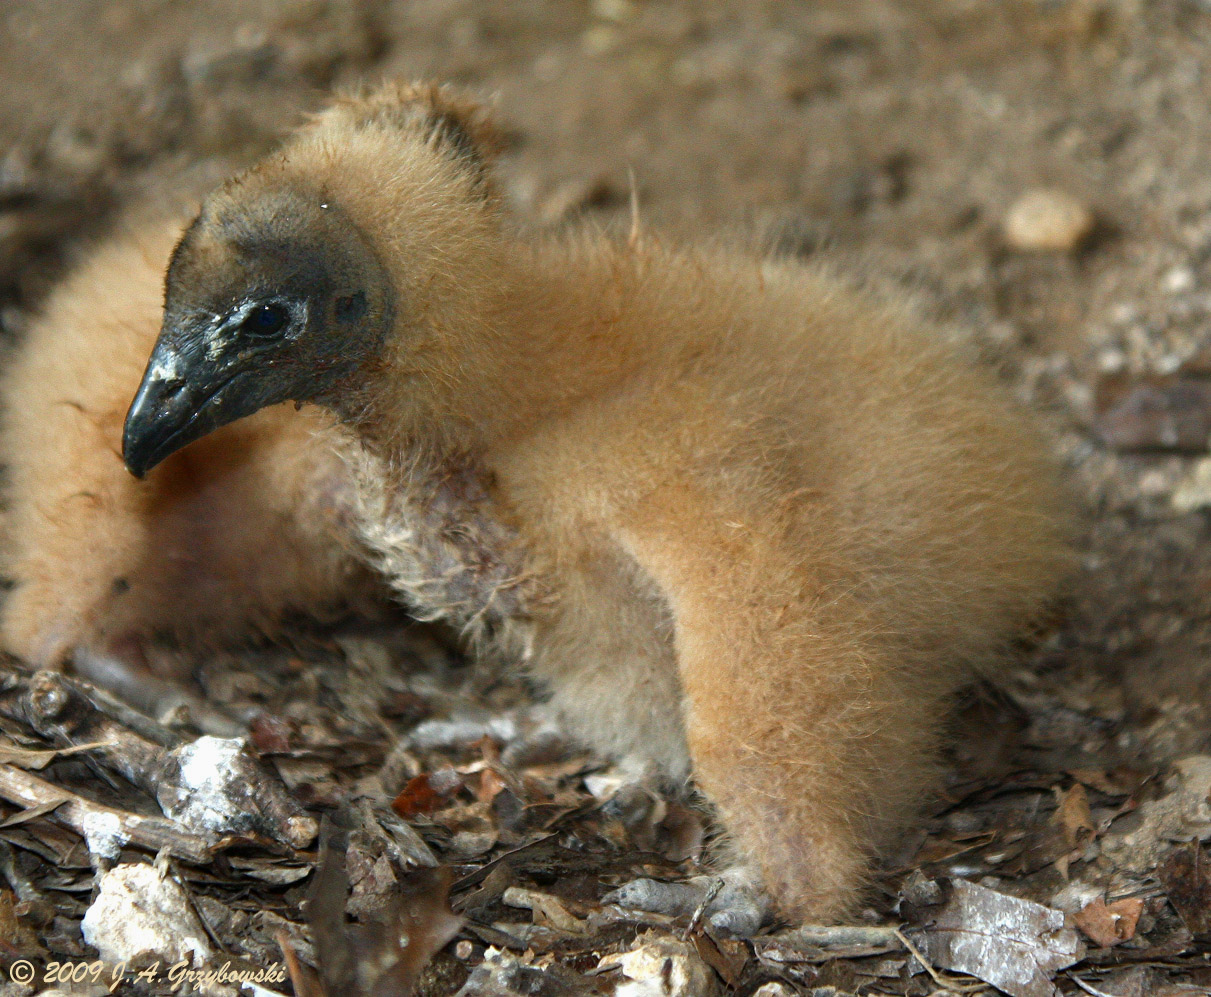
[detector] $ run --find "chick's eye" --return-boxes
[244,303,289,337]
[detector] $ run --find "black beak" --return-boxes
[122,329,267,478]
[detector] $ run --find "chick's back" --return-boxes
[507,240,1068,682]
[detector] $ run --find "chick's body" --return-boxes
[0,218,369,672]
[341,240,1067,919]
[126,85,1071,922]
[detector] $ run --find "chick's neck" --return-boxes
[333,234,662,470]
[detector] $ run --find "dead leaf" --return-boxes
[502,886,588,934]
[1073,897,1145,948]
[0,798,69,828]
[386,865,465,988]
[1159,846,1211,939]
[227,855,312,885]
[1066,767,1146,797]
[690,929,748,987]
[0,888,46,961]
[306,824,358,994]
[908,878,1085,997]
[0,739,112,771]
[477,766,509,806]
[1055,783,1095,850]
[912,830,998,866]
[248,712,295,754]
[305,818,464,995]
[391,773,446,818]
[472,734,501,767]
[0,745,58,770]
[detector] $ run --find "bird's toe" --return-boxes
[604,869,772,937]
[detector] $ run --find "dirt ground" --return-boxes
[5,1,1211,995]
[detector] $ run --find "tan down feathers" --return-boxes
[41,82,1072,923]
[0,216,374,674]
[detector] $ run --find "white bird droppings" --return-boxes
[172,735,248,833]
[80,809,127,861]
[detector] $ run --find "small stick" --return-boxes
[0,762,215,863]
[776,924,900,947]
[1069,976,1114,997]
[893,927,985,995]
[684,877,724,938]
[1,670,315,849]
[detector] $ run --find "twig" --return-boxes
[0,670,316,849]
[0,762,216,863]
[276,930,324,997]
[893,927,985,995]
[0,839,41,901]
[73,649,244,738]
[1069,975,1115,997]
[684,877,723,938]
[0,670,172,788]
[452,831,560,893]
[777,924,900,947]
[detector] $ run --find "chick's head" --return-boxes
[123,83,501,478]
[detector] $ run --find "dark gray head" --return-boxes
[122,182,393,478]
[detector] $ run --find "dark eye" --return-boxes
[244,303,289,337]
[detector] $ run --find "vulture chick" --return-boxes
[122,84,1071,924]
[1,213,372,683]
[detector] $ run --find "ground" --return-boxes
[2,2,1211,995]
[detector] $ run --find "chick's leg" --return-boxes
[675,608,941,923]
[533,538,691,782]
[618,492,947,924]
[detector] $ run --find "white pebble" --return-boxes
[1162,265,1196,294]
[1003,189,1094,252]
[82,862,212,967]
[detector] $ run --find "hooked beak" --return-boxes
[122,326,263,478]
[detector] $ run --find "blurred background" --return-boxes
[5,0,1211,760]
